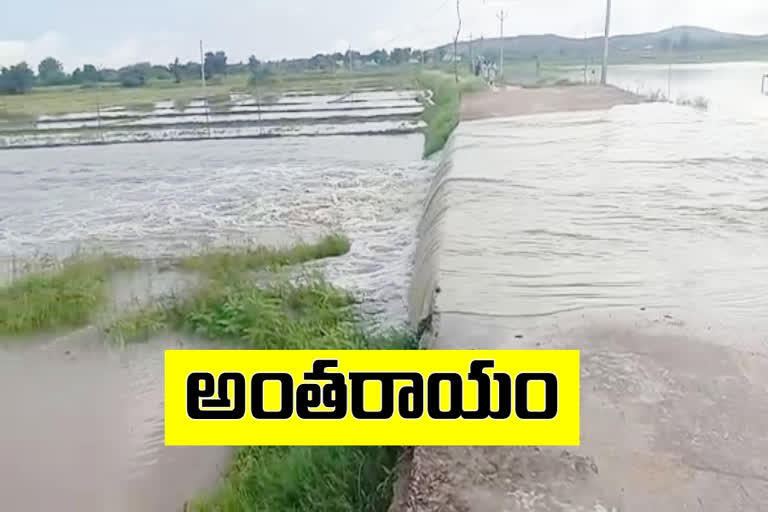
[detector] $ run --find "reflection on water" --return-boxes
[0,134,431,511]
[433,101,768,345]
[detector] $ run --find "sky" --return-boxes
[1,0,768,70]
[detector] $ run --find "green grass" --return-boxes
[105,241,418,512]
[416,71,487,157]
[187,328,416,512]
[191,445,401,512]
[177,233,351,279]
[0,74,250,120]
[0,254,139,335]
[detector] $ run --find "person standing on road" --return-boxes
[488,63,497,87]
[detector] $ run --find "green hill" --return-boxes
[438,26,768,63]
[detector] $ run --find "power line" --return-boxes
[379,0,453,49]
[601,0,612,85]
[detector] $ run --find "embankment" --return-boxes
[401,87,768,511]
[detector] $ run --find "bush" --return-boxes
[416,71,487,157]
[119,69,146,88]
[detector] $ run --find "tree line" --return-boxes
[0,46,424,95]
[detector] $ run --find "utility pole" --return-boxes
[583,33,588,83]
[600,0,612,85]
[199,40,206,90]
[200,39,211,138]
[453,0,462,83]
[497,9,509,81]
[469,33,474,73]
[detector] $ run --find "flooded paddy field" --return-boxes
[0,133,433,510]
[0,89,427,149]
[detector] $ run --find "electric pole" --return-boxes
[497,9,509,81]
[454,0,462,83]
[600,0,612,85]
[200,39,210,138]
[469,33,474,73]
[199,40,206,89]
[583,33,588,84]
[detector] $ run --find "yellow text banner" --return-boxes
[165,350,580,446]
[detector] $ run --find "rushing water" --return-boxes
[0,134,432,511]
[421,99,768,352]
[5,63,768,510]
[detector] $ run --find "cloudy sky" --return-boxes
[1,0,767,70]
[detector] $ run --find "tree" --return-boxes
[0,62,36,94]
[116,63,148,87]
[170,57,182,83]
[81,64,100,83]
[149,64,172,80]
[118,67,145,87]
[369,49,389,65]
[38,57,66,85]
[204,50,227,78]
[247,55,261,75]
[391,47,412,65]
[247,54,272,85]
[182,61,202,79]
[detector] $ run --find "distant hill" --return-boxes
[436,26,768,61]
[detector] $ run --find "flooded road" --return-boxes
[424,102,768,340]
[407,87,768,511]
[0,134,432,511]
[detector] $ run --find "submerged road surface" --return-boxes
[405,88,768,511]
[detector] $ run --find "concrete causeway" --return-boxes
[399,86,768,512]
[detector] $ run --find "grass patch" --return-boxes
[106,273,417,512]
[103,235,418,511]
[191,445,400,512]
[187,329,415,512]
[416,71,487,157]
[0,254,139,335]
[177,234,351,279]
[0,75,249,120]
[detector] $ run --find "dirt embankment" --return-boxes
[460,85,643,121]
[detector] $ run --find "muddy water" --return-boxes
[0,134,432,511]
[407,90,768,511]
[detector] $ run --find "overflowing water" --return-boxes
[416,97,768,353]
[406,66,768,511]
[5,63,768,510]
[0,134,432,511]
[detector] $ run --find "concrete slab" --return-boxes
[402,310,768,512]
